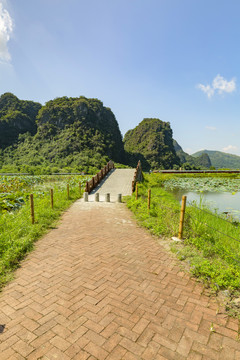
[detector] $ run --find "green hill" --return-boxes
[0,95,125,173]
[192,150,240,169]
[173,140,212,169]
[124,118,180,170]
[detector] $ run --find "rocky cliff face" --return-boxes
[36,96,125,164]
[0,93,41,148]
[124,118,180,170]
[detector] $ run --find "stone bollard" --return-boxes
[117,194,122,203]
[95,193,99,202]
[83,192,88,202]
[105,193,110,202]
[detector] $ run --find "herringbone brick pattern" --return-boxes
[0,201,239,359]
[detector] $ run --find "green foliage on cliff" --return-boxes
[0,94,183,173]
[0,95,125,173]
[0,93,41,148]
[124,118,180,170]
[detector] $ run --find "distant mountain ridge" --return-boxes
[192,150,240,169]
[173,140,212,169]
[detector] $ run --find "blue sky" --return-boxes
[1,0,240,155]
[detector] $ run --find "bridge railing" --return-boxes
[132,160,143,193]
[85,160,115,193]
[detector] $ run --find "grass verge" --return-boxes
[126,173,240,293]
[0,184,83,290]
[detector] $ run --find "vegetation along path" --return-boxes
[1,178,240,358]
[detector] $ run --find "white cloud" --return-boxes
[205,126,216,131]
[197,84,214,98]
[222,145,238,153]
[197,74,236,98]
[0,2,13,62]
[213,74,236,94]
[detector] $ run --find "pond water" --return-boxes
[172,189,240,220]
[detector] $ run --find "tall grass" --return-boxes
[126,174,240,291]
[0,182,84,289]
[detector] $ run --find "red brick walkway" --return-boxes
[0,201,239,359]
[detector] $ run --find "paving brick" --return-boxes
[153,333,177,352]
[12,339,35,358]
[84,319,105,333]
[84,341,109,360]
[33,319,57,336]
[192,341,219,360]
[141,340,161,359]
[50,335,71,351]
[44,346,71,360]
[158,345,185,360]
[0,347,16,360]
[64,343,81,358]
[219,346,235,360]
[132,317,149,334]
[105,345,127,360]
[119,337,145,356]
[176,335,193,357]
[116,326,138,342]
[27,342,53,360]
[216,325,238,339]
[188,351,203,359]
[52,323,72,338]
[85,329,106,346]
[0,334,20,351]
[226,318,239,332]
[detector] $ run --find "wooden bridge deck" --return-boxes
[87,169,135,202]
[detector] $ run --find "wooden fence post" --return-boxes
[50,189,53,209]
[132,181,135,194]
[30,194,34,224]
[67,184,69,200]
[135,183,138,200]
[79,182,81,194]
[148,189,151,210]
[86,181,89,193]
[178,195,187,239]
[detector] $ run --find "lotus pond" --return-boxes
[163,176,240,220]
[0,175,90,213]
